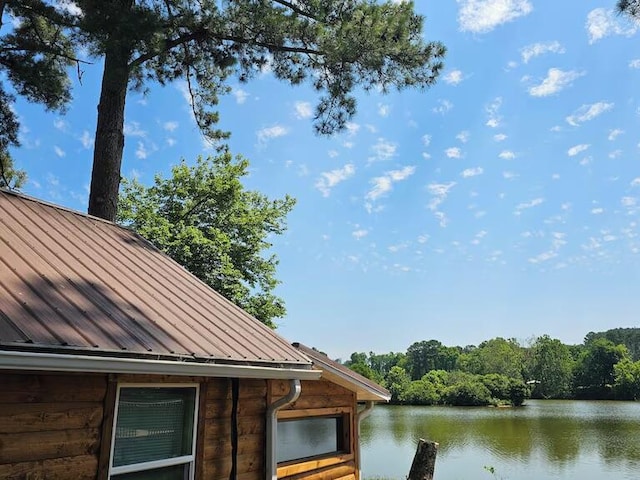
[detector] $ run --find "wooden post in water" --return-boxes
[407,439,439,480]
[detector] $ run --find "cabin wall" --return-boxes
[0,371,268,480]
[272,379,359,480]
[0,371,107,480]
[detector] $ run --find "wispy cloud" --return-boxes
[378,103,390,117]
[567,144,590,156]
[163,121,178,132]
[608,128,624,141]
[494,133,507,142]
[432,99,453,115]
[456,131,470,143]
[352,228,369,240]
[315,164,355,197]
[486,97,502,128]
[124,121,147,138]
[232,87,249,104]
[294,101,313,119]
[586,8,639,44]
[54,146,65,158]
[521,41,565,63]
[461,167,484,178]
[515,197,544,214]
[630,59,640,69]
[527,68,584,97]
[443,69,465,85]
[257,124,289,144]
[79,130,93,149]
[458,0,533,33]
[369,138,397,162]
[566,102,614,126]
[499,150,516,160]
[427,182,457,227]
[445,147,462,159]
[366,166,416,202]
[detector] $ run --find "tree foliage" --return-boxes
[117,150,295,327]
[2,0,445,220]
[617,0,640,19]
[0,1,77,176]
[529,335,574,399]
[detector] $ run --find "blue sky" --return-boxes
[8,1,640,360]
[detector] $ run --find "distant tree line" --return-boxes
[344,327,640,406]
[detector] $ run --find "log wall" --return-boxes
[273,379,358,480]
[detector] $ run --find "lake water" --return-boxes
[360,400,640,480]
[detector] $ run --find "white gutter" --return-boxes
[266,379,301,480]
[0,350,321,380]
[357,401,375,480]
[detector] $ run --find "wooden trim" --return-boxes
[277,453,354,478]
[195,379,208,480]
[97,374,117,480]
[277,406,350,420]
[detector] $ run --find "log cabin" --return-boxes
[0,190,389,480]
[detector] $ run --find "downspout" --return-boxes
[356,401,375,480]
[266,379,301,480]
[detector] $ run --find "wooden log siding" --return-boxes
[0,372,107,480]
[272,379,359,480]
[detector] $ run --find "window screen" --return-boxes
[111,386,197,479]
[277,416,345,463]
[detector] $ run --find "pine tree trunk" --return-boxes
[87,15,132,221]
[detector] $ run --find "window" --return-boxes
[277,411,350,464]
[109,385,198,480]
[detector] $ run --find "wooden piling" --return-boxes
[407,439,438,480]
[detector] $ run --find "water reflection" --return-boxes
[361,400,640,480]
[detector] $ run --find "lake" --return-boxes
[360,400,640,480]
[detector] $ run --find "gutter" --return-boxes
[266,379,301,480]
[0,350,321,380]
[357,401,376,480]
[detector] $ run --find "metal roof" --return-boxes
[293,343,391,402]
[0,190,312,370]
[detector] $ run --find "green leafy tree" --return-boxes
[401,379,439,405]
[385,365,411,404]
[443,379,493,406]
[16,0,445,221]
[117,150,295,327]
[574,338,629,398]
[613,358,640,400]
[458,337,524,380]
[0,150,25,189]
[585,328,640,361]
[529,335,574,399]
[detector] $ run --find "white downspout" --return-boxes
[356,401,375,480]
[266,379,301,480]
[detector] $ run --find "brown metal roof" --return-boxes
[293,343,391,402]
[0,190,312,369]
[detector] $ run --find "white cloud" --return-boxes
[444,69,464,85]
[345,122,360,137]
[608,128,624,141]
[53,118,68,131]
[369,138,397,162]
[257,124,289,144]
[458,0,533,33]
[378,103,390,117]
[56,0,82,16]
[352,229,369,240]
[494,133,507,142]
[432,99,453,115]
[232,88,249,104]
[630,59,640,69]
[631,178,640,187]
[503,171,518,179]
[456,131,470,143]
[591,207,604,215]
[163,121,178,132]
[499,150,516,160]
[80,130,93,149]
[567,144,590,156]
[427,182,456,227]
[461,167,484,178]
[586,8,639,44]
[566,102,614,126]
[135,142,148,159]
[124,121,147,137]
[609,149,622,159]
[521,41,565,63]
[486,97,502,128]
[315,164,355,197]
[366,166,416,202]
[294,101,313,119]
[422,134,432,147]
[515,197,544,213]
[445,147,462,159]
[528,68,584,97]
[54,146,65,158]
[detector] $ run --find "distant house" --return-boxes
[0,190,389,480]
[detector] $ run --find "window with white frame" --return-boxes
[109,385,198,480]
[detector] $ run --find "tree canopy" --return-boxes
[117,150,295,327]
[1,0,446,220]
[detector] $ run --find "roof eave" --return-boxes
[0,349,321,381]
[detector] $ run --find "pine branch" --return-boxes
[271,0,320,21]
